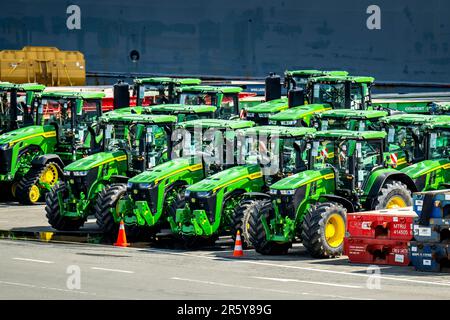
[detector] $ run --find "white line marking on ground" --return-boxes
[0,280,94,295]
[87,219,96,223]
[253,276,363,289]
[13,257,54,264]
[91,267,134,274]
[170,277,370,300]
[143,249,450,288]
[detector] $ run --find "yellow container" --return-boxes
[0,46,85,86]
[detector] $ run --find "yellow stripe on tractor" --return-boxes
[155,163,203,184]
[9,131,57,147]
[213,171,263,193]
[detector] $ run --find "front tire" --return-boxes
[45,183,86,231]
[248,199,291,255]
[301,202,346,258]
[232,199,258,248]
[373,181,412,210]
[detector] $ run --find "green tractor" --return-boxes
[247,130,418,257]
[244,70,349,125]
[0,91,105,204]
[134,77,201,106]
[45,113,177,230]
[380,114,450,190]
[0,82,46,133]
[95,119,255,238]
[174,125,316,246]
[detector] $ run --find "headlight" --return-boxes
[138,183,151,189]
[269,189,278,195]
[258,113,271,118]
[0,143,9,150]
[281,120,297,126]
[64,170,71,177]
[197,191,212,197]
[280,189,295,195]
[268,120,277,125]
[185,190,191,198]
[73,171,88,176]
[246,113,255,117]
[127,182,133,189]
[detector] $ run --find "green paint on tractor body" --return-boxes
[313,109,388,131]
[268,104,332,127]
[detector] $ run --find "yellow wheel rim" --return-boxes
[40,164,59,186]
[386,196,407,209]
[11,182,18,198]
[29,185,40,203]
[325,213,345,248]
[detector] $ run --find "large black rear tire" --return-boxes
[373,181,412,210]
[45,183,86,231]
[232,199,257,248]
[248,199,291,255]
[301,202,346,258]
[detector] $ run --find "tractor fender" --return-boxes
[318,194,355,213]
[365,171,418,210]
[241,192,272,200]
[31,154,64,168]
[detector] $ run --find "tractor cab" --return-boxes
[177,86,243,120]
[134,77,201,106]
[425,119,450,160]
[313,109,388,131]
[37,91,105,161]
[309,130,386,196]
[99,113,177,175]
[238,126,316,185]
[0,82,45,133]
[245,70,348,125]
[308,76,374,110]
[380,114,450,165]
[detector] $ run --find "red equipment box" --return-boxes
[344,237,410,266]
[346,207,416,240]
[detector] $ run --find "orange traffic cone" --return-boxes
[114,220,130,247]
[233,230,244,257]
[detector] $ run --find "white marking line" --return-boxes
[13,257,54,264]
[170,277,370,300]
[87,218,96,223]
[0,280,94,295]
[91,267,134,274]
[143,249,450,288]
[253,276,363,289]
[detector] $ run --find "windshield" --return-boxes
[428,129,450,160]
[386,124,425,163]
[321,118,381,131]
[139,84,169,104]
[312,83,345,108]
[287,76,309,91]
[180,93,217,106]
[0,91,28,120]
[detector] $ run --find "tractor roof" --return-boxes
[39,91,105,99]
[101,113,177,124]
[284,70,348,77]
[423,116,450,130]
[178,85,242,94]
[380,114,441,125]
[310,75,375,84]
[177,119,255,130]
[319,109,388,119]
[0,82,45,91]
[134,77,201,86]
[269,104,330,121]
[149,104,217,114]
[237,125,316,138]
[314,129,386,140]
[245,98,288,112]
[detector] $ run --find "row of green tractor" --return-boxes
[0,71,449,259]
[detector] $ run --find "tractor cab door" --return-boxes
[217,93,239,119]
[312,82,346,109]
[349,83,365,110]
[280,138,308,175]
[355,139,384,191]
[427,129,450,160]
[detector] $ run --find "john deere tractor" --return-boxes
[244,71,349,125]
[380,114,450,190]
[134,77,201,106]
[312,109,388,131]
[95,119,255,238]
[0,91,105,203]
[174,125,316,246]
[247,130,418,257]
[45,113,177,231]
[0,82,45,133]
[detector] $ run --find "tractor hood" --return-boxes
[401,159,450,179]
[0,125,56,146]
[128,157,202,184]
[186,164,261,192]
[269,104,331,121]
[246,98,288,113]
[64,151,126,171]
[270,168,335,190]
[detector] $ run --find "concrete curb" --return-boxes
[0,229,105,244]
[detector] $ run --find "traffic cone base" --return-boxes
[114,220,130,247]
[233,230,244,257]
